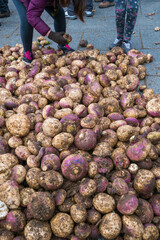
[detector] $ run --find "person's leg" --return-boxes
[109,0,126,49]
[85,0,93,11]
[12,0,33,63]
[115,0,127,40]
[65,1,77,19]
[45,5,66,33]
[0,0,10,17]
[123,0,140,42]
[85,0,93,16]
[45,5,74,52]
[122,0,139,53]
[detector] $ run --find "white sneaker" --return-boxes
[65,11,77,20]
[109,38,123,49]
[85,11,93,17]
[122,41,132,53]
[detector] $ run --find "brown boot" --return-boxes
[99,1,115,8]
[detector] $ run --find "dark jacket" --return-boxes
[20,0,59,36]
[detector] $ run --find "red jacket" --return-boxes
[20,0,59,36]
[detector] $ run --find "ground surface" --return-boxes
[0,0,160,92]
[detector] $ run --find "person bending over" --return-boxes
[12,0,85,64]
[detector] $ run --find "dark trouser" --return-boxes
[12,0,66,54]
[67,0,93,16]
[0,0,10,13]
[115,0,139,41]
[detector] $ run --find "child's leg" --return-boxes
[12,0,33,57]
[124,0,140,42]
[85,0,93,12]
[115,0,127,39]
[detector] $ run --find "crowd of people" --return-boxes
[1,0,140,65]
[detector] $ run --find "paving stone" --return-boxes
[145,75,160,93]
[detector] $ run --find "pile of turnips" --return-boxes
[0,35,160,240]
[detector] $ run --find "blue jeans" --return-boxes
[67,0,93,16]
[0,0,10,13]
[12,0,66,54]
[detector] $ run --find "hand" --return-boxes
[48,31,68,45]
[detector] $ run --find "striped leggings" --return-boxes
[115,0,140,42]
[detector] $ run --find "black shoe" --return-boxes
[58,45,75,54]
[0,12,10,18]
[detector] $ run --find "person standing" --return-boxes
[0,0,10,18]
[65,0,93,20]
[109,0,140,53]
[12,0,86,64]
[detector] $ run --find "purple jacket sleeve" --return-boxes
[26,0,50,36]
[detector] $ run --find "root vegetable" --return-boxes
[52,189,67,206]
[93,142,112,157]
[60,114,80,135]
[150,194,160,216]
[146,98,160,117]
[93,156,113,174]
[0,210,26,232]
[79,178,97,197]
[88,161,98,178]
[26,168,41,190]
[134,169,155,198]
[126,136,151,162]
[0,153,18,173]
[135,198,154,224]
[99,212,122,239]
[142,224,159,240]
[87,208,101,224]
[79,40,88,47]
[61,154,88,181]
[38,170,63,191]
[24,220,52,240]
[50,213,74,238]
[27,192,55,221]
[99,97,120,115]
[117,125,137,142]
[117,193,138,215]
[0,180,20,209]
[6,114,30,137]
[74,223,91,239]
[41,154,60,171]
[20,188,35,207]
[70,204,87,223]
[52,132,74,150]
[93,193,115,213]
[122,215,144,238]
[10,165,26,184]
[42,117,62,137]
[75,129,97,151]
[94,174,108,192]
[112,177,129,195]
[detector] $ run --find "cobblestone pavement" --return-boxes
[0,0,160,92]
